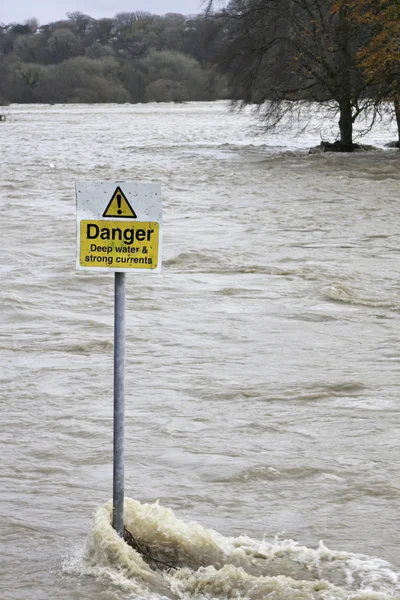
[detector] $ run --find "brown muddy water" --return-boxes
[1,102,400,600]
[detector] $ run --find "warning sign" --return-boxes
[76,181,162,273]
[103,186,137,218]
[79,221,159,269]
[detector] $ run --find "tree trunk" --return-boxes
[339,100,353,146]
[394,98,400,149]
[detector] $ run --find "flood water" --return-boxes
[1,102,400,599]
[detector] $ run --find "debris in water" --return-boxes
[124,527,176,573]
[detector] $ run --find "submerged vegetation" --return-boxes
[124,528,177,573]
[1,1,400,147]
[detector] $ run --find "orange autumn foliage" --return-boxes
[333,0,400,97]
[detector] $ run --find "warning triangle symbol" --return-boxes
[103,186,137,218]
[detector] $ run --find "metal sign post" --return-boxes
[76,181,162,537]
[113,271,125,536]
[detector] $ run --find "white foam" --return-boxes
[62,498,399,599]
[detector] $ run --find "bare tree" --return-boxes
[207,0,374,148]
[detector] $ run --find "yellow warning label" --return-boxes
[80,220,159,269]
[103,186,137,218]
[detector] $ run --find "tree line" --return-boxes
[1,1,399,148]
[0,11,228,105]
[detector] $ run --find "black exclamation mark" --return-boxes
[117,194,122,215]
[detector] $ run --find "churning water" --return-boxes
[1,102,400,600]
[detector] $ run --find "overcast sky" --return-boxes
[2,0,206,25]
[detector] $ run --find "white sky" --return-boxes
[1,0,206,25]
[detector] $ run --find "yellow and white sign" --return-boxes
[76,181,162,272]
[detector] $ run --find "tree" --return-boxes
[0,55,15,103]
[206,0,373,148]
[142,49,208,101]
[158,13,187,52]
[2,58,46,102]
[66,12,94,40]
[118,59,148,102]
[91,18,114,45]
[182,15,224,64]
[46,28,81,63]
[144,78,189,102]
[14,33,42,62]
[334,0,400,144]
[112,12,163,57]
[35,57,130,103]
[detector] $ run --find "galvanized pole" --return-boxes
[113,272,125,537]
